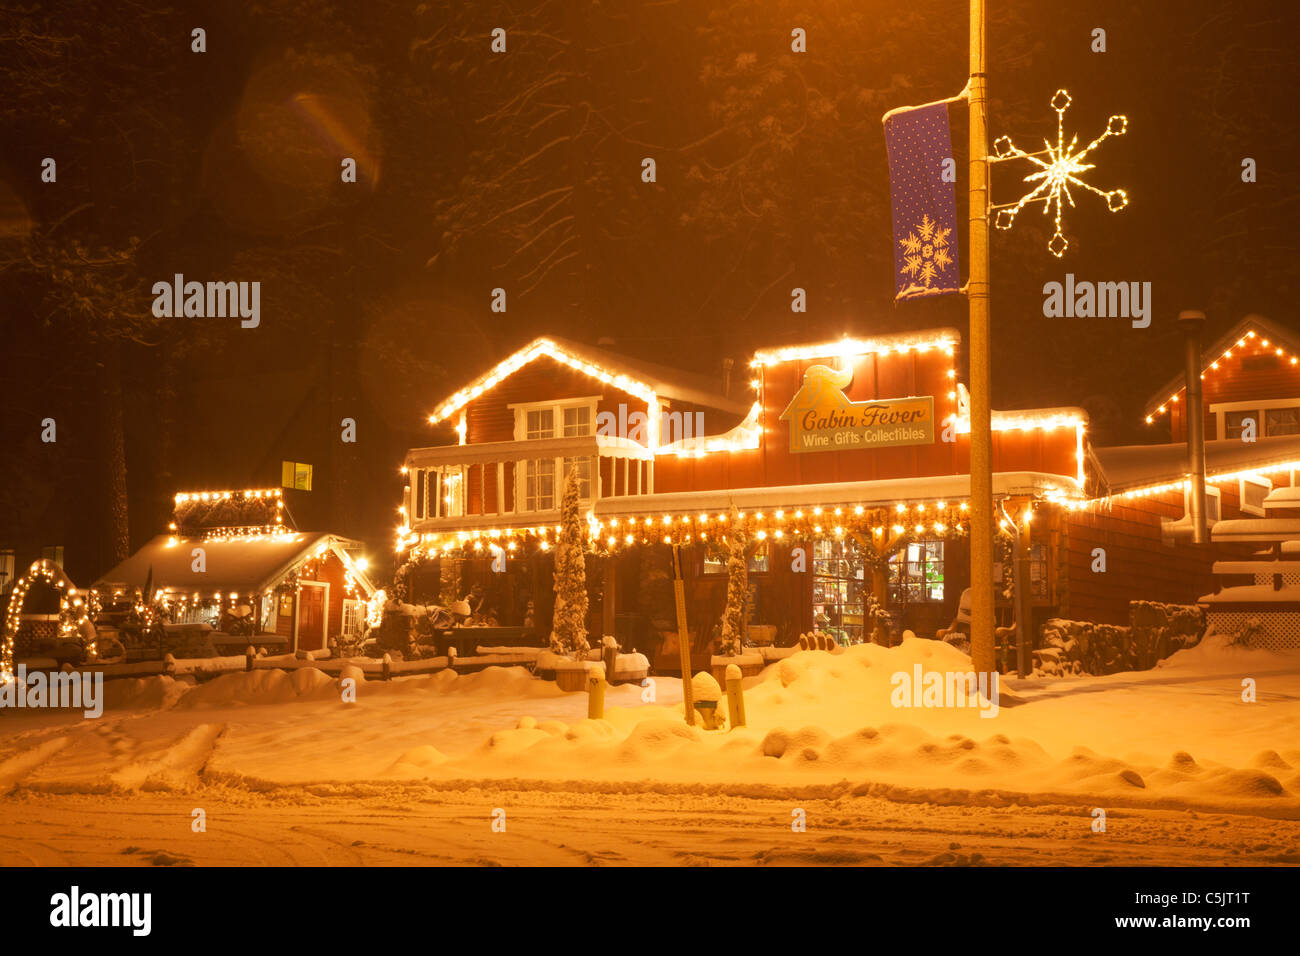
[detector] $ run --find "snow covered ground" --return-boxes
[2,635,1299,865]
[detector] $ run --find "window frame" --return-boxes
[1239,474,1272,517]
[1212,399,1300,440]
[887,537,947,605]
[510,397,600,442]
[341,598,366,637]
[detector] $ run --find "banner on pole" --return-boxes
[884,102,961,301]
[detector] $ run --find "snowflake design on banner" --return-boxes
[992,89,1129,257]
[898,214,954,288]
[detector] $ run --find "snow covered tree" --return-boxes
[717,511,749,656]
[549,467,590,660]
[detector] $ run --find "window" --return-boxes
[703,542,769,575]
[514,399,598,441]
[342,599,365,637]
[1224,411,1255,440]
[813,539,865,643]
[526,409,555,440]
[1266,407,1300,437]
[41,545,64,566]
[525,459,556,511]
[561,455,593,498]
[888,539,945,604]
[511,400,600,510]
[1240,475,1272,516]
[1181,483,1221,523]
[563,405,592,437]
[0,550,14,593]
[260,595,277,632]
[282,460,313,491]
[1215,401,1300,440]
[412,468,465,519]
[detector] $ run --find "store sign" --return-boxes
[779,365,934,453]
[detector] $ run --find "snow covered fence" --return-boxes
[1036,601,1205,677]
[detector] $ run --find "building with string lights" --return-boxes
[90,488,377,656]
[393,318,1300,668]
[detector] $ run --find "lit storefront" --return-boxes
[392,329,1097,660]
[393,317,1300,666]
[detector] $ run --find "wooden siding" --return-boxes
[1167,347,1300,441]
[1062,474,1296,624]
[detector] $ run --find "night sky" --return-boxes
[1,0,1297,584]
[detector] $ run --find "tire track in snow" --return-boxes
[0,738,69,792]
[109,723,226,791]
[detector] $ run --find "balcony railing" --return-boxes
[405,435,655,529]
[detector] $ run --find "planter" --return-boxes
[709,653,764,686]
[553,662,590,692]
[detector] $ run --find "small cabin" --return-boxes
[94,489,376,654]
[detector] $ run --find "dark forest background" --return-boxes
[0,0,1296,585]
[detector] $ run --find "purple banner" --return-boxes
[884,102,960,301]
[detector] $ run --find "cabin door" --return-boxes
[296,582,329,652]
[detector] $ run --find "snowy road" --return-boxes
[2,785,1298,867]
[2,635,1299,866]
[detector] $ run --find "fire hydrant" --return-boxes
[690,671,725,730]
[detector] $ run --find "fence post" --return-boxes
[245,646,255,672]
[725,663,746,729]
[382,653,392,682]
[587,663,606,720]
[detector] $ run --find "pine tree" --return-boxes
[717,512,749,656]
[549,467,590,660]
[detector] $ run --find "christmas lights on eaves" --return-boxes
[1145,330,1300,424]
[428,338,659,424]
[992,89,1129,258]
[395,500,978,558]
[750,333,958,368]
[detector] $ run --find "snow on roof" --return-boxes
[750,327,961,367]
[1092,434,1300,493]
[1211,560,1300,575]
[1263,485,1300,510]
[1143,313,1300,417]
[428,336,751,424]
[93,533,372,596]
[1211,517,1300,543]
[1198,584,1300,605]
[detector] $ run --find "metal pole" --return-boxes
[1015,506,1032,676]
[968,0,996,675]
[1179,310,1209,544]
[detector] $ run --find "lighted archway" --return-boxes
[2,560,98,680]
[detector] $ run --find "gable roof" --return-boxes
[94,533,375,597]
[427,336,751,424]
[1143,314,1300,420]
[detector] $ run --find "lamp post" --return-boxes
[1179,309,1209,544]
[967,0,995,677]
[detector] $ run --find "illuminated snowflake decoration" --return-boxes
[992,89,1129,257]
[898,213,954,288]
